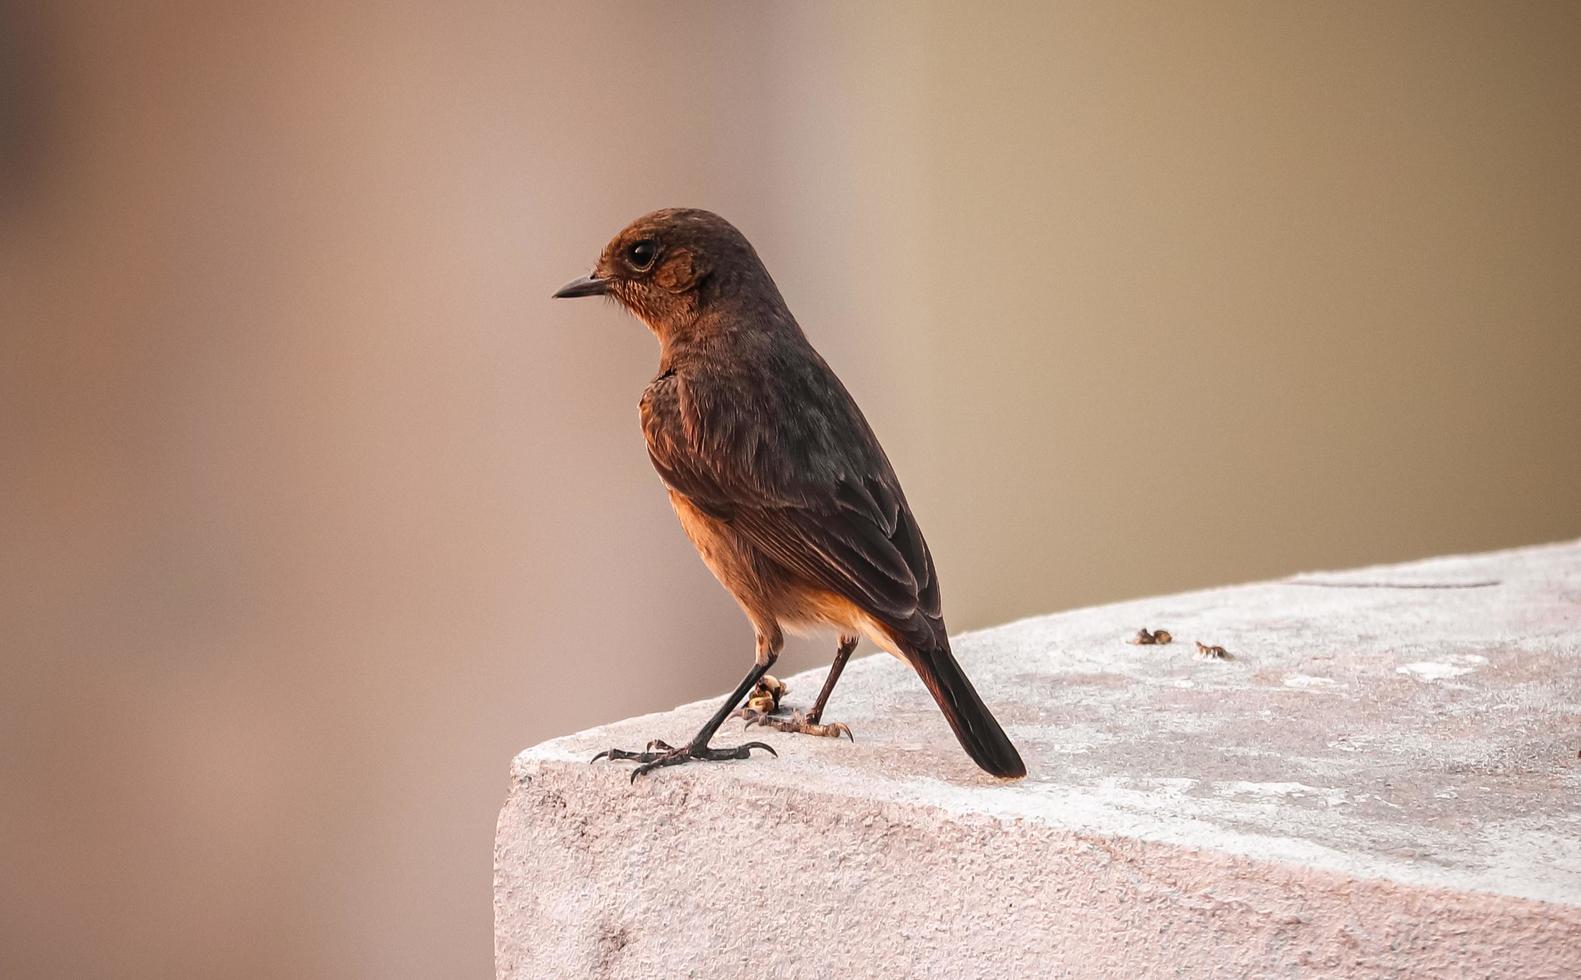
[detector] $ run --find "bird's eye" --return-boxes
[625,239,657,271]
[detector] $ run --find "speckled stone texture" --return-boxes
[495,541,1581,979]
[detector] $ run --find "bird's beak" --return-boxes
[552,274,610,299]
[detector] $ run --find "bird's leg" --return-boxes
[592,632,782,782]
[806,634,857,724]
[744,635,857,740]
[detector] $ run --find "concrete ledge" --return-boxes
[496,542,1581,978]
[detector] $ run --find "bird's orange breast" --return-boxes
[667,491,906,660]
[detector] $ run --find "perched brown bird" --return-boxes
[555,208,1025,780]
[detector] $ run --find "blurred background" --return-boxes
[3,1,1578,977]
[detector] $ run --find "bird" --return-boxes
[553,208,1026,781]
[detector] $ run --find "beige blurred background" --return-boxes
[2,2,1578,977]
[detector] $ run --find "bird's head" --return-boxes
[553,208,782,339]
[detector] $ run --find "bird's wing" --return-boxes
[641,358,943,642]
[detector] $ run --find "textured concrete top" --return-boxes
[512,541,1580,903]
[499,542,1581,978]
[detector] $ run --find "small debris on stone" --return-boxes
[1128,627,1173,646]
[1195,641,1233,661]
[744,675,787,715]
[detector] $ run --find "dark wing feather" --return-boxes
[640,351,943,646]
[736,505,917,621]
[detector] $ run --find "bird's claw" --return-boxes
[816,721,855,742]
[741,709,854,741]
[735,707,773,730]
[589,738,677,764]
[590,740,777,782]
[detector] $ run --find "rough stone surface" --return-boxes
[496,541,1581,979]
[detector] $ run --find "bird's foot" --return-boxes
[741,708,853,741]
[590,739,777,783]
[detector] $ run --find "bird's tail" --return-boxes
[906,642,1026,778]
